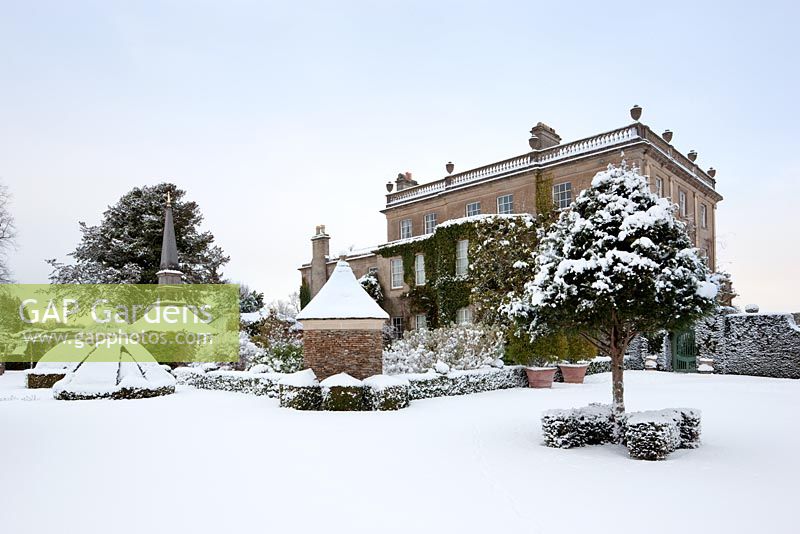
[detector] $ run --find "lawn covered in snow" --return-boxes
[1,370,797,534]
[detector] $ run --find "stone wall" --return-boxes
[303,329,383,380]
[697,311,800,379]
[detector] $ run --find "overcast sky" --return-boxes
[1,0,798,311]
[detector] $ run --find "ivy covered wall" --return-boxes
[378,221,477,328]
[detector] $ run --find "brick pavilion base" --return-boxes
[301,319,384,380]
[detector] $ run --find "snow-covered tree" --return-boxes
[505,163,717,417]
[47,183,229,284]
[0,182,16,283]
[239,284,265,313]
[358,272,384,306]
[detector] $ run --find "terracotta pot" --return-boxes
[525,367,556,388]
[558,363,590,384]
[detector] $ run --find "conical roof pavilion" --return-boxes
[297,260,389,321]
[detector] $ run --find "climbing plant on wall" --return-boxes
[377,221,478,327]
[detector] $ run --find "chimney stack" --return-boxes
[310,225,331,298]
[529,123,561,150]
[394,172,419,192]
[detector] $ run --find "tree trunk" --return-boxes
[609,322,627,440]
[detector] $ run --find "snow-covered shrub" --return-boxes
[363,375,410,411]
[542,404,615,448]
[676,408,702,448]
[405,367,526,400]
[173,367,282,396]
[383,324,504,375]
[624,408,700,460]
[242,311,303,373]
[321,373,367,411]
[278,370,322,410]
[624,411,681,460]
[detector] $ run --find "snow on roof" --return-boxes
[296,260,389,321]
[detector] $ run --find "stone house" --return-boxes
[299,110,723,337]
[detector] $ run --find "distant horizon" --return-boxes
[2,0,798,312]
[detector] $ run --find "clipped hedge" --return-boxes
[322,386,367,411]
[25,372,66,389]
[542,405,701,460]
[54,385,175,401]
[624,408,701,460]
[542,404,615,448]
[279,384,323,410]
[174,368,281,398]
[625,413,681,460]
[406,366,527,400]
[363,376,410,411]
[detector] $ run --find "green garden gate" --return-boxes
[671,330,697,373]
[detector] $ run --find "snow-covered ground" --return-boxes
[1,370,797,534]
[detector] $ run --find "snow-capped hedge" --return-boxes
[25,371,68,389]
[383,324,505,375]
[174,367,282,397]
[405,366,527,400]
[363,375,410,411]
[624,408,701,460]
[698,312,800,379]
[175,365,527,409]
[321,373,367,411]
[542,405,700,459]
[279,370,323,410]
[541,404,615,448]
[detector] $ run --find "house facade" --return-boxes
[299,113,723,336]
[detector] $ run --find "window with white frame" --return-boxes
[390,258,404,289]
[553,182,573,210]
[391,317,405,338]
[415,314,427,330]
[414,254,426,286]
[497,194,513,214]
[400,219,412,239]
[423,213,437,234]
[654,176,664,197]
[456,307,472,324]
[679,190,687,217]
[466,201,481,217]
[455,239,469,276]
[700,203,708,229]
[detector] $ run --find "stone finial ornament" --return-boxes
[630,104,642,121]
[446,161,454,175]
[707,167,716,178]
[662,129,673,143]
[688,150,698,162]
